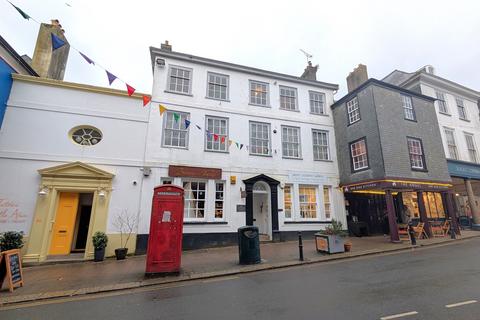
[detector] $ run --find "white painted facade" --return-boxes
[141,47,345,239]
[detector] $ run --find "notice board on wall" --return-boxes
[0,249,24,292]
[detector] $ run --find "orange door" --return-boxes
[49,192,79,255]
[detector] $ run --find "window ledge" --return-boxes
[411,168,428,172]
[282,156,303,160]
[184,221,228,225]
[204,149,229,154]
[205,96,230,103]
[161,145,189,150]
[164,90,193,97]
[249,103,271,108]
[280,108,300,112]
[438,111,451,116]
[404,118,417,122]
[284,221,332,224]
[250,153,273,157]
[459,118,470,122]
[310,112,329,117]
[314,159,333,162]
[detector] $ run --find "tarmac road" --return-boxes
[2,238,480,320]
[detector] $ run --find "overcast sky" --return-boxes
[1,0,479,96]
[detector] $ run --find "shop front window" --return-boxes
[402,192,420,219]
[423,192,445,219]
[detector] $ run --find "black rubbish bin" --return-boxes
[238,226,261,265]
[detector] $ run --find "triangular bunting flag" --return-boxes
[51,33,66,51]
[235,142,239,148]
[142,95,151,107]
[9,2,31,20]
[106,71,117,85]
[173,113,180,122]
[79,52,94,65]
[126,84,135,96]
[240,144,244,150]
[196,125,202,130]
[159,105,167,115]
[220,136,225,143]
[213,134,219,141]
[229,140,233,146]
[185,119,191,129]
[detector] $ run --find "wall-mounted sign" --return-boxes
[230,176,237,185]
[288,172,330,184]
[343,179,451,192]
[236,204,246,212]
[169,165,221,180]
[447,160,480,180]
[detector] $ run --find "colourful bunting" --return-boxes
[8,1,31,20]
[213,134,219,141]
[240,144,244,150]
[142,95,151,107]
[79,52,94,65]
[159,104,167,115]
[51,33,66,50]
[106,71,117,85]
[126,84,135,96]
[235,142,239,148]
[196,125,202,130]
[185,119,191,129]
[220,136,225,143]
[173,113,180,122]
[229,140,233,146]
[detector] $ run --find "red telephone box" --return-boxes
[146,185,184,275]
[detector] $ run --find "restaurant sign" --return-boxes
[168,165,221,180]
[343,179,451,192]
[447,160,480,180]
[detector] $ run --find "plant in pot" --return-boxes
[92,231,108,262]
[112,209,138,260]
[315,219,348,254]
[0,231,24,252]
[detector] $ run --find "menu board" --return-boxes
[0,249,24,292]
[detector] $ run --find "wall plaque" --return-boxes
[236,205,246,212]
[168,165,221,179]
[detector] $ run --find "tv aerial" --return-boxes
[300,49,313,64]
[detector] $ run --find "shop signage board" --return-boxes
[0,249,24,292]
[168,165,221,180]
[288,172,329,184]
[343,179,451,192]
[447,160,480,180]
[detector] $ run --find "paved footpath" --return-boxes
[1,231,478,306]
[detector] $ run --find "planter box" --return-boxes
[315,233,345,254]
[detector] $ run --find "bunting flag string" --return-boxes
[213,134,219,141]
[173,113,180,122]
[51,33,66,50]
[106,70,117,85]
[184,119,191,129]
[79,52,94,65]
[8,1,32,21]
[159,104,167,115]
[195,125,202,130]
[126,84,135,96]
[142,95,151,107]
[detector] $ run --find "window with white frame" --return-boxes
[282,126,301,158]
[347,96,360,124]
[350,138,368,171]
[323,187,331,220]
[163,111,189,148]
[435,91,449,114]
[214,182,224,219]
[205,116,228,152]
[249,80,269,106]
[312,130,329,161]
[167,66,192,94]
[183,181,206,219]
[161,178,172,185]
[250,122,271,155]
[407,138,425,170]
[309,91,326,115]
[299,186,317,219]
[284,185,293,219]
[444,128,458,160]
[465,133,478,163]
[207,72,229,100]
[456,98,467,120]
[280,86,298,111]
[402,95,415,120]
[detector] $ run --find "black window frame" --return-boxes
[406,136,428,172]
[349,137,369,173]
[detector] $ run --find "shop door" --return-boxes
[49,192,79,255]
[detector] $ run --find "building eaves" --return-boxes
[149,47,339,91]
[0,35,38,76]
[331,78,436,109]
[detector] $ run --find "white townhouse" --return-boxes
[384,67,480,226]
[137,42,345,249]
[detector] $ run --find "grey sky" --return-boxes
[1,0,479,96]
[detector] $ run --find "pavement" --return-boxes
[1,230,479,306]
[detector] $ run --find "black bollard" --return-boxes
[408,226,416,246]
[450,220,456,239]
[298,231,304,261]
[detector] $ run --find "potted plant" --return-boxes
[112,209,138,260]
[0,231,24,251]
[92,231,108,262]
[344,240,352,252]
[315,219,348,254]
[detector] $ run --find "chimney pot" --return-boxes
[161,40,172,52]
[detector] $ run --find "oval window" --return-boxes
[70,126,102,146]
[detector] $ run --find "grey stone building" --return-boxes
[332,65,458,242]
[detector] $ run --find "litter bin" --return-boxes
[238,226,261,265]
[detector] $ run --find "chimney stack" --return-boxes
[347,64,368,93]
[300,61,318,81]
[161,40,172,52]
[31,19,69,80]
